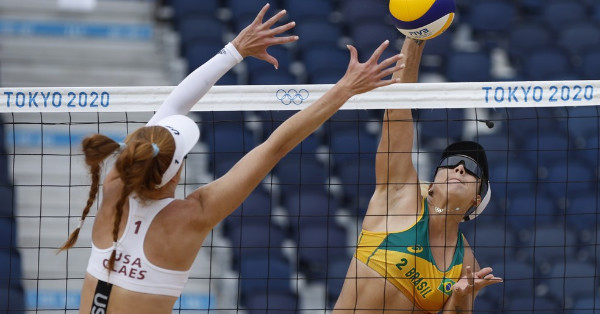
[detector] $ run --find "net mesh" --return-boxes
[1,82,599,312]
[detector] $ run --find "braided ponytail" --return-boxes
[58,134,121,252]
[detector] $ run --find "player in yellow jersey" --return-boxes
[334,38,503,313]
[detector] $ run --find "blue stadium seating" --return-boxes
[244,289,298,313]
[296,222,348,281]
[284,0,334,21]
[185,42,226,73]
[506,296,562,313]
[239,255,293,299]
[335,158,375,217]
[445,51,491,82]
[541,161,594,200]
[0,217,16,249]
[0,186,13,216]
[488,260,537,301]
[462,223,516,267]
[302,47,349,81]
[349,22,399,59]
[177,16,224,50]
[284,187,340,233]
[258,111,296,138]
[519,131,570,168]
[505,194,559,231]
[558,22,600,57]
[519,223,579,273]
[508,22,552,62]
[326,257,350,308]
[245,45,292,74]
[275,155,328,193]
[488,159,538,203]
[571,296,600,314]
[578,47,600,80]
[327,110,374,132]
[522,46,573,81]
[171,0,219,20]
[340,0,388,25]
[468,0,516,44]
[328,131,378,165]
[294,20,341,50]
[540,0,587,32]
[414,109,465,146]
[544,261,597,302]
[476,132,517,164]
[249,71,297,85]
[565,195,600,233]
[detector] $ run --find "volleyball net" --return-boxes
[1,80,599,312]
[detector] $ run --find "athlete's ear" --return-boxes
[474,194,482,207]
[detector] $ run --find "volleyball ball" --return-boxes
[389,0,455,40]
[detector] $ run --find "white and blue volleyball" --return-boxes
[389,0,455,40]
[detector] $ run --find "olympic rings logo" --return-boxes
[276,89,309,105]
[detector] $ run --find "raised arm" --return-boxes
[193,41,405,228]
[147,4,297,125]
[375,38,425,191]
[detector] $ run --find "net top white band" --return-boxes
[1,80,599,112]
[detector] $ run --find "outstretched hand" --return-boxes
[452,266,503,298]
[231,3,298,69]
[337,40,405,96]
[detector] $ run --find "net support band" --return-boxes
[1,80,599,112]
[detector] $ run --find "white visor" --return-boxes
[154,115,199,188]
[464,181,491,221]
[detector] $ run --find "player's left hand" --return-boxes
[452,266,503,297]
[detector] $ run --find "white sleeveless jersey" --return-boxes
[86,197,190,297]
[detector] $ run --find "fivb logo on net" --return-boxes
[276,89,309,105]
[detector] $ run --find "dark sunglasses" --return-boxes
[437,155,484,179]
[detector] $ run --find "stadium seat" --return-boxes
[571,296,600,313]
[445,51,491,82]
[239,255,292,298]
[328,131,378,165]
[177,16,224,50]
[0,217,16,249]
[0,186,14,216]
[504,107,560,139]
[274,155,328,193]
[421,30,453,73]
[302,47,349,81]
[284,187,340,234]
[506,296,561,314]
[468,0,516,44]
[226,223,287,268]
[505,194,559,231]
[340,0,388,25]
[519,223,579,272]
[245,45,292,74]
[563,106,600,141]
[226,189,274,226]
[540,0,587,32]
[544,261,597,302]
[522,46,573,81]
[186,42,226,73]
[0,247,22,284]
[476,132,517,165]
[244,289,298,313]
[519,131,569,168]
[349,22,399,59]
[294,20,341,51]
[0,285,25,313]
[258,111,295,138]
[488,260,537,301]
[565,194,600,233]
[284,0,334,21]
[462,223,516,267]
[557,22,600,58]
[297,222,349,281]
[508,22,552,62]
[249,71,297,85]
[578,47,600,80]
[541,161,594,200]
[326,257,350,308]
[327,110,373,132]
[488,158,538,209]
[335,158,376,217]
[414,108,465,146]
[171,0,219,20]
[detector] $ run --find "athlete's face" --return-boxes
[432,163,481,203]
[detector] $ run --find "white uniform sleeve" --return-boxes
[147,43,243,126]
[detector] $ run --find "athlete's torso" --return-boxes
[86,196,190,297]
[354,197,464,312]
